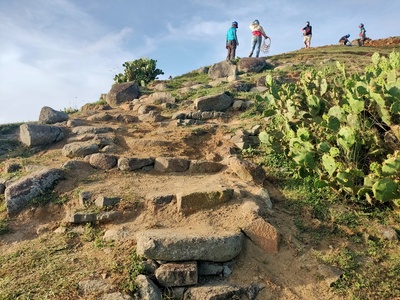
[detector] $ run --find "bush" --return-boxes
[113,58,164,86]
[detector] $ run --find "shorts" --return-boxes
[303,35,312,43]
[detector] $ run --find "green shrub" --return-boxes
[114,58,164,86]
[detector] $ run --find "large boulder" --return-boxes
[106,81,140,108]
[208,61,237,79]
[194,93,233,112]
[5,168,64,215]
[237,57,268,73]
[19,123,65,147]
[39,106,69,124]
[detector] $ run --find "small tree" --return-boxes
[113,57,164,86]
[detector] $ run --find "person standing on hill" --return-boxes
[339,34,351,46]
[226,21,239,61]
[359,23,366,46]
[302,21,312,48]
[248,19,269,57]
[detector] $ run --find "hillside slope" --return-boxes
[0,38,399,300]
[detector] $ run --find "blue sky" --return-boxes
[0,0,399,124]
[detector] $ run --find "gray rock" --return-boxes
[135,275,162,300]
[208,61,237,79]
[20,123,64,147]
[177,188,234,215]
[100,292,132,300]
[194,93,233,112]
[5,168,64,215]
[79,191,92,206]
[184,284,242,300]
[62,142,99,158]
[237,57,268,73]
[106,81,140,108]
[150,194,175,206]
[67,118,86,127]
[95,196,121,208]
[65,211,97,223]
[145,92,176,105]
[136,229,243,262]
[39,106,69,124]
[78,279,114,296]
[89,153,118,170]
[155,262,198,287]
[71,126,114,135]
[228,156,266,185]
[198,262,224,276]
[189,160,224,174]
[118,157,155,171]
[154,157,190,172]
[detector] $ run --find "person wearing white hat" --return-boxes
[248,19,269,57]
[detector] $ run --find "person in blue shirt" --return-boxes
[226,21,239,61]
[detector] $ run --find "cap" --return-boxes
[347,34,350,38]
[232,21,238,28]
[253,19,259,25]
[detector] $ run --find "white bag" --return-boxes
[261,37,271,54]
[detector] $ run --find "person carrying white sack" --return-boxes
[248,19,269,57]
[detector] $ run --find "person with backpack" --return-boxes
[339,34,351,46]
[226,21,239,61]
[248,19,269,57]
[302,21,312,48]
[359,23,366,46]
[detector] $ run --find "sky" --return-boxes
[0,0,399,124]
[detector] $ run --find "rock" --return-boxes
[135,275,162,300]
[39,106,69,124]
[177,188,234,215]
[62,142,99,158]
[78,279,114,296]
[95,196,121,208]
[237,57,268,73]
[65,211,97,223]
[67,118,86,127]
[154,157,190,172]
[89,153,118,170]
[106,81,140,108]
[5,168,64,215]
[242,218,280,254]
[19,123,64,147]
[79,191,92,206]
[189,160,224,174]
[155,262,198,287]
[194,93,233,112]
[184,284,243,300]
[118,157,155,171]
[136,229,243,262]
[100,292,132,300]
[145,92,176,105]
[71,126,114,135]
[228,156,266,185]
[198,262,224,276]
[149,194,175,206]
[87,112,113,122]
[208,61,237,79]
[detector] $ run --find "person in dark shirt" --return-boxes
[339,34,351,46]
[302,21,312,48]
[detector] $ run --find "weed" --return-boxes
[117,250,145,295]
[30,191,68,207]
[0,218,10,235]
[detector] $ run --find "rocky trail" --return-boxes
[2,37,400,299]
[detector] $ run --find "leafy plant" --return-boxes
[114,58,164,86]
[258,51,400,207]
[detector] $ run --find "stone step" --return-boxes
[136,229,243,262]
